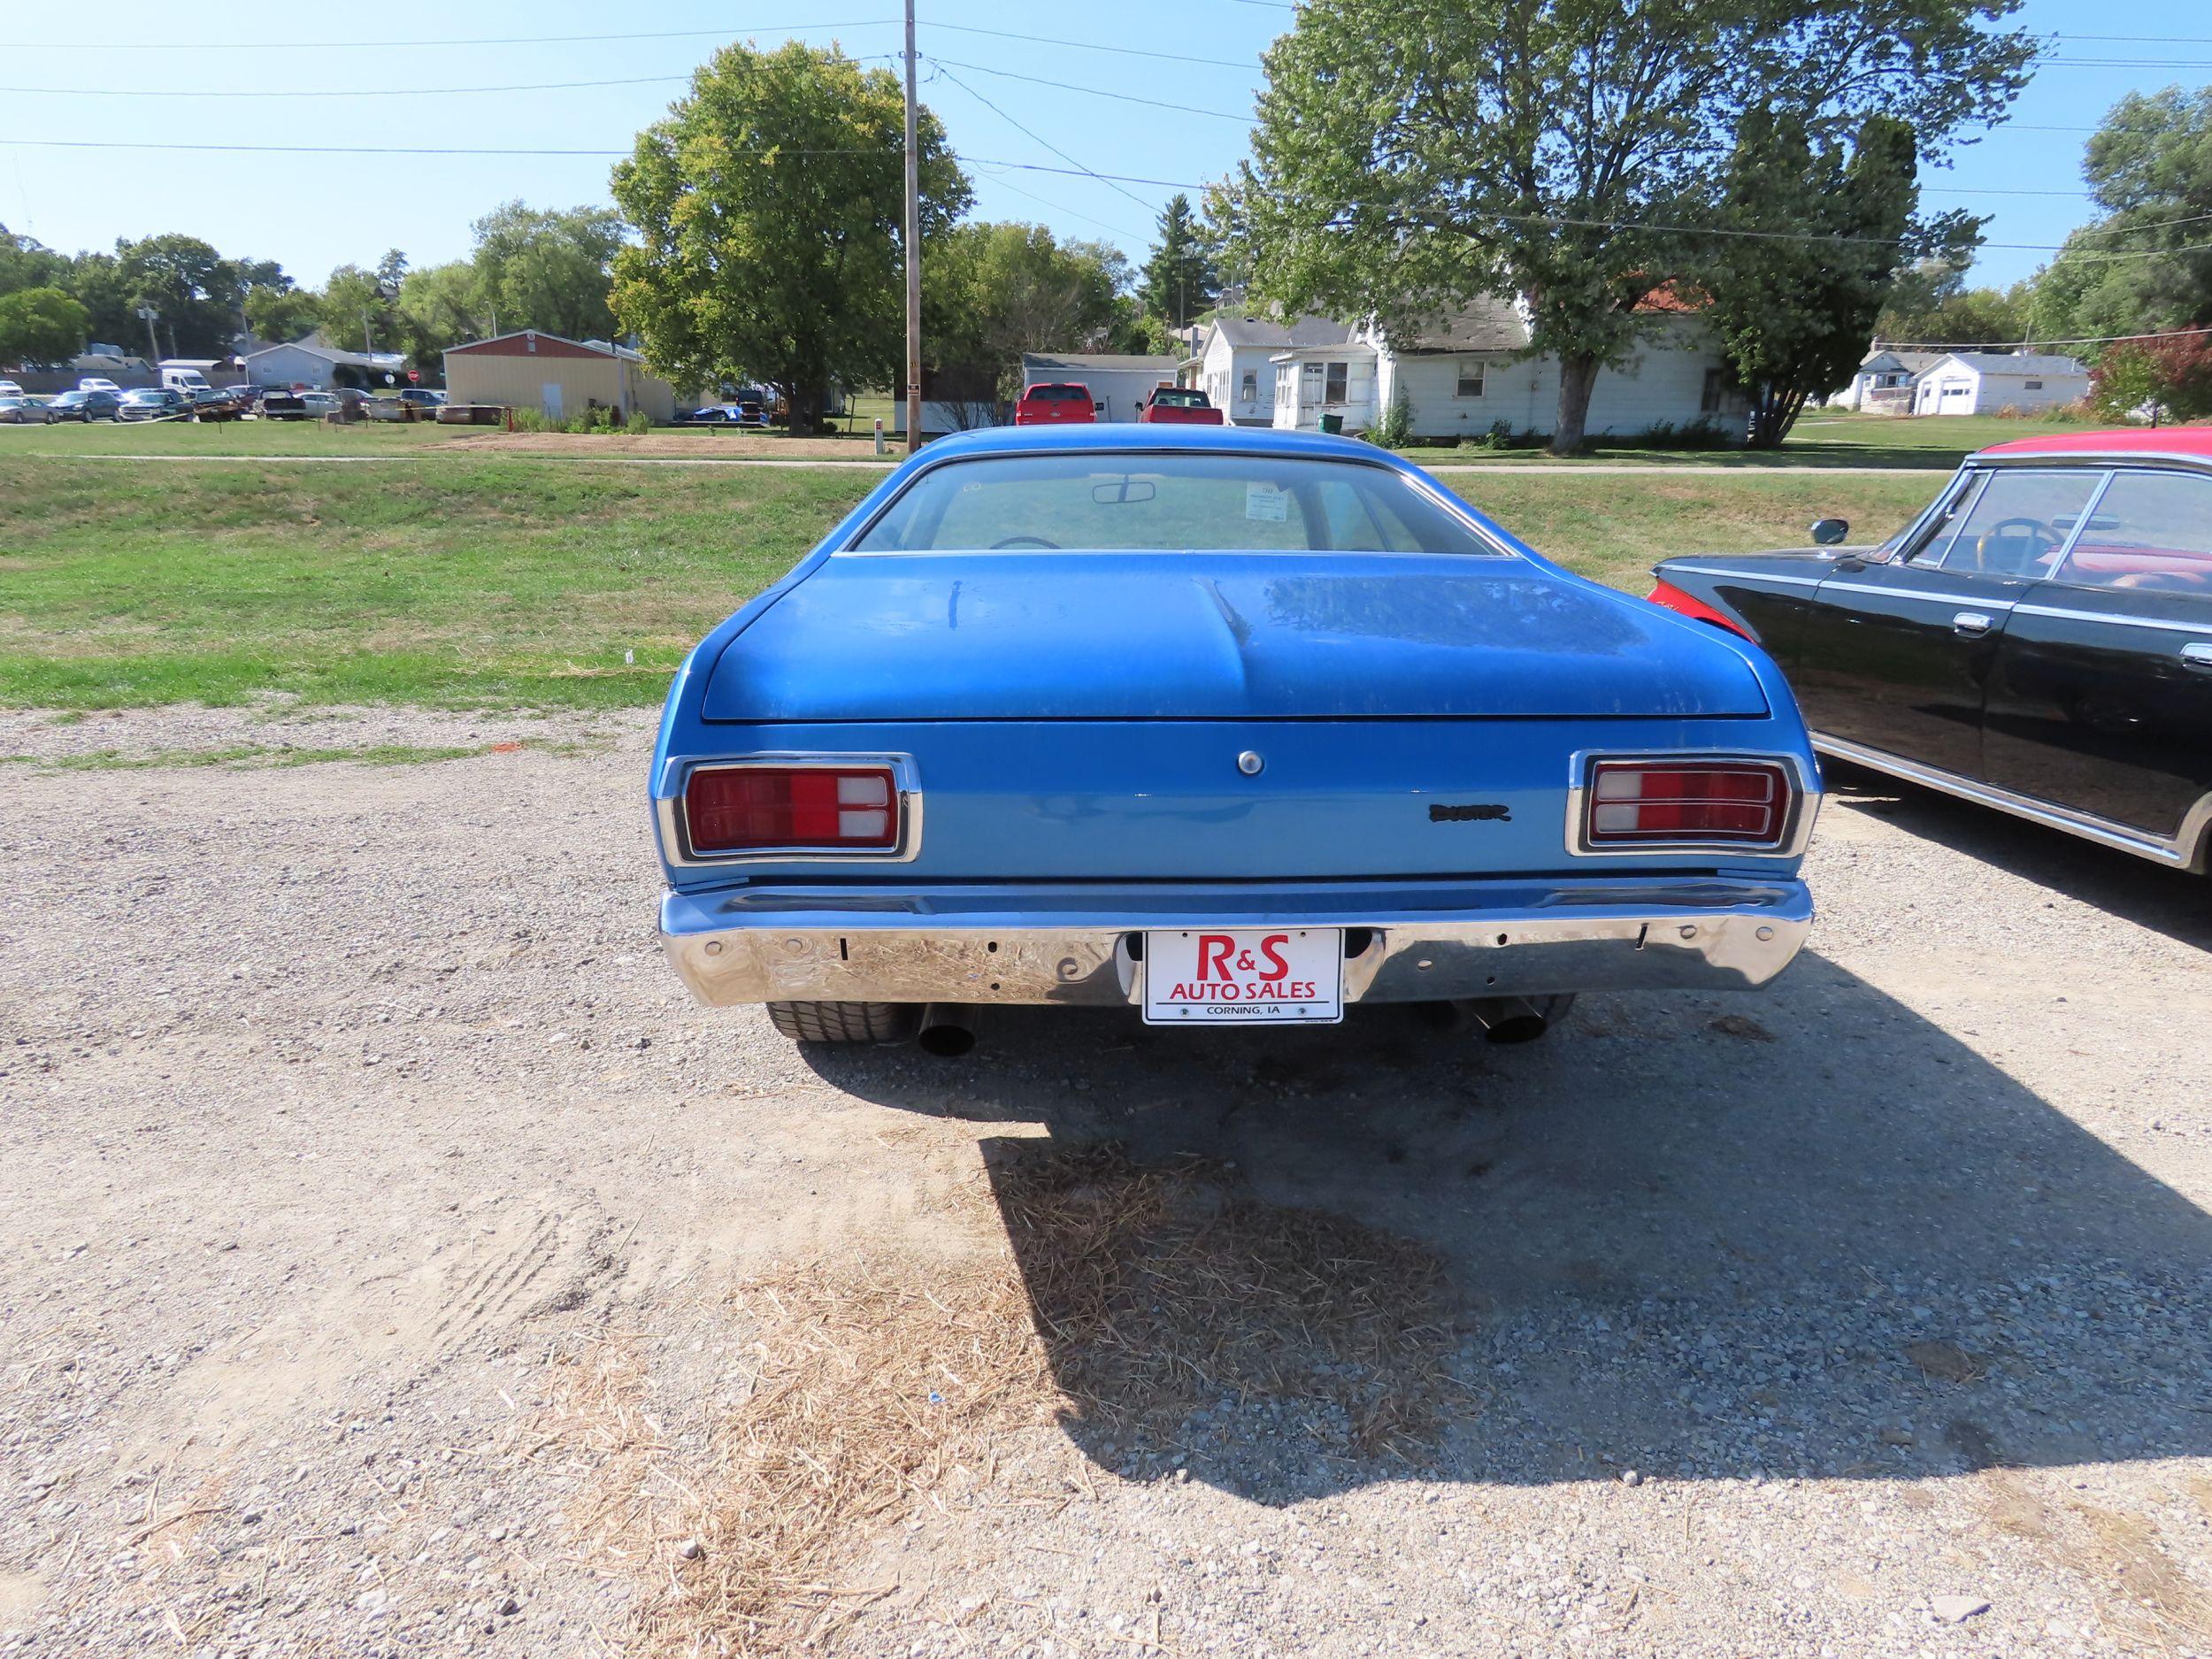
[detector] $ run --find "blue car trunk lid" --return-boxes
[700,552,1769,722]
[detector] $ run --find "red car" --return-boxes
[1136,387,1225,425]
[1013,382,1095,426]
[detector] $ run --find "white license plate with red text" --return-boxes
[1141,928,1344,1025]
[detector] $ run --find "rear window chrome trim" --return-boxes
[1563,749,1820,859]
[658,752,923,868]
[835,447,1523,561]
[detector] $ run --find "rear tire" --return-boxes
[765,1000,920,1045]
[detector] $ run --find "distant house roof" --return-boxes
[1379,296,1532,355]
[243,339,404,371]
[1940,351,2087,378]
[443,329,636,363]
[1861,349,1946,376]
[1019,351,1184,376]
[1206,313,1363,350]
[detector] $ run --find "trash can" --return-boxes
[1318,411,1343,434]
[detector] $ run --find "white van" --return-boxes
[160,366,213,396]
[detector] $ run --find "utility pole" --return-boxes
[902,0,922,452]
[137,305,159,365]
[363,311,374,356]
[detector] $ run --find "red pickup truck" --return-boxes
[1012,382,1096,426]
[1135,387,1225,425]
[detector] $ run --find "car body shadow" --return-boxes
[803,955,2212,1504]
[1822,764,2212,952]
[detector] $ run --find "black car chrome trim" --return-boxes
[2010,603,2212,636]
[656,752,923,868]
[1562,749,1821,860]
[1819,580,2017,609]
[1661,564,1825,588]
[1814,733,2212,872]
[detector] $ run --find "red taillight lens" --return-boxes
[684,765,898,854]
[1585,760,1793,847]
[1647,579,1756,641]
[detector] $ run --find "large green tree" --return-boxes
[0,286,90,365]
[2028,88,2212,347]
[0,225,67,296]
[1874,261,2032,346]
[113,233,248,357]
[1239,0,2036,453]
[926,222,1127,398]
[611,41,969,432]
[470,203,626,341]
[1703,112,1935,447]
[319,264,392,353]
[391,260,489,373]
[1139,194,1217,329]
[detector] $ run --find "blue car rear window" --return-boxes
[850,454,1497,555]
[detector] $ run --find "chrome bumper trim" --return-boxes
[659,877,1813,1007]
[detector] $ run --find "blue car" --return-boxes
[651,426,1819,1052]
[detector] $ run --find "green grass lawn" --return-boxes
[1395,407,2104,470]
[0,453,1940,710]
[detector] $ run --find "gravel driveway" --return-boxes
[4,707,2208,1658]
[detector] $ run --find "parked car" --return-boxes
[47,389,122,421]
[258,391,310,420]
[188,387,246,420]
[1136,387,1225,426]
[117,388,188,421]
[77,377,122,395]
[0,379,23,398]
[397,388,447,408]
[0,395,52,425]
[298,391,342,418]
[1012,382,1096,426]
[1650,426,2212,873]
[650,426,1820,1052]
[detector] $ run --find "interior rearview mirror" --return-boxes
[1809,518,1851,546]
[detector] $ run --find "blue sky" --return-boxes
[0,0,2203,299]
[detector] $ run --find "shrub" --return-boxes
[2091,334,2212,424]
[625,409,651,434]
[1455,419,1518,451]
[1368,388,1411,449]
[1627,415,1730,450]
[511,407,550,433]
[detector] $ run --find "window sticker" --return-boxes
[1246,483,1290,522]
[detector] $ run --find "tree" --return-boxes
[1239,0,2036,453]
[1874,261,2032,346]
[611,41,969,432]
[113,233,248,357]
[470,202,626,341]
[2090,334,2212,423]
[1702,113,1932,447]
[925,222,1127,398]
[0,286,89,365]
[2028,88,2212,347]
[1139,194,1217,329]
[391,260,489,371]
[319,264,390,353]
[0,225,67,296]
[244,285,324,342]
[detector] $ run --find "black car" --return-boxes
[117,388,188,421]
[47,389,124,421]
[1651,428,2212,873]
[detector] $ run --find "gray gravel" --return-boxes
[1,711,2208,1657]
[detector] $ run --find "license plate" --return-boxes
[1141,928,1344,1025]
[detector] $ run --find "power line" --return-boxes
[926,61,1163,212]
[0,65,877,99]
[927,57,1252,123]
[1878,325,2212,349]
[927,22,1256,69]
[969,167,1148,241]
[0,21,900,50]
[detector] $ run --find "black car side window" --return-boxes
[2051,469,2212,597]
[1929,469,2105,579]
[1900,471,1985,565]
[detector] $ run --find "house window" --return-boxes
[1240,369,1258,404]
[1701,366,1740,414]
[1324,361,1348,403]
[2024,380,2043,390]
[1455,360,1485,398]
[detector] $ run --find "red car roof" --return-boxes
[1977,426,2212,458]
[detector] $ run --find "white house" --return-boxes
[1018,351,1184,422]
[1189,314,1365,426]
[1834,349,1943,411]
[1909,350,2088,416]
[244,337,407,392]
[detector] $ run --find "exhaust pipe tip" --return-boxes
[915,1003,979,1057]
[1458,996,1550,1045]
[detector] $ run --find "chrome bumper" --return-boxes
[660,876,1812,1008]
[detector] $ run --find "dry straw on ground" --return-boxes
[546,1143,1461,1655]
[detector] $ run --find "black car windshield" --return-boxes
[850,454,1498,555]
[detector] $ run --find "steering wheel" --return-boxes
[989,534,1061,549]
[1974,515,2062,573]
